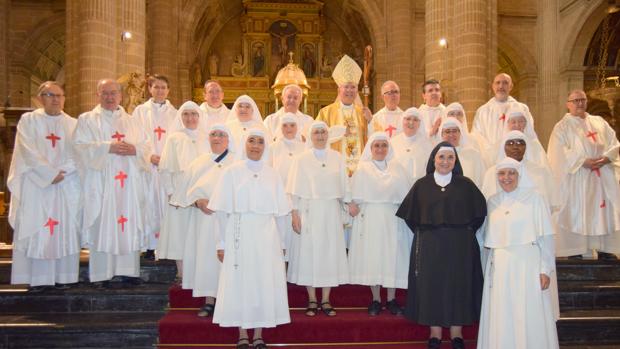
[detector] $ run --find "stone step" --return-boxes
[0,257,177,285]
[559,280,620,310]
[558,309,620,345]
[557,259,620,281]
[0,282,170,314]
[0,311,162,348]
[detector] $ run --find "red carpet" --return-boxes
[159,284,478,347]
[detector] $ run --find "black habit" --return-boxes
[396,142,487,327]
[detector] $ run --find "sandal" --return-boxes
[253,337,268,349]
[236,337,250,349]
[305,301,319,317]
[320,301,337,316]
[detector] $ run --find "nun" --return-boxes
[347,132,411,316]
[168,124,236,317]
[157,101,210,284]
[396,141,486,349]
[390,107,433,187]
[286,121,349,317]
[209,129,290,349]
[477,157,559,349]
[226,95,270,154]
[439,118,486,187]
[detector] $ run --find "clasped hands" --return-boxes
[109,141,137,156]
[583,156,610,170]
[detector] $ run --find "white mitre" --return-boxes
[332,54,362,87]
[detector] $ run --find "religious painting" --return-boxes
[252,42,266,77]
[302,43,316,78]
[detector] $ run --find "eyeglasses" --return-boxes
[40,92,65,99]
[505,139,526,146]
[383,90,400,96]
[568,98,587,104]
[209,132,228,138]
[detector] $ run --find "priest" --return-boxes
[369,80,403,138]
[263,84,313,142]
[418,79,446,138]
[132,74,177,260]
[9,81,81,291]
[316,54,374,176]
[199,80,230,129]
[547,90,620,260]
[73,79,151,286]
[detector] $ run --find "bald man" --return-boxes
[369,81,403,138]
[472,73,535,162]
[73,79,151,286]
[547,90,620,260]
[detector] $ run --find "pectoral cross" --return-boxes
[112,131,125,142]
[46,133,61,148]
[154,126,166,141]
[44,217,59,236]
[385,125,397,138]
[115,171,128,188]
[117,215,128,232]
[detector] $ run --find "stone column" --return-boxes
[453,0,494,121]
[147,0,180,104]
[0,0,8,107]
[537,0,560,146]
[118,0,146,77]
[425,0,447,81]
[384,0,413,106]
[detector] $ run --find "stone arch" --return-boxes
[562,0,608,71]
[497,30,538,106]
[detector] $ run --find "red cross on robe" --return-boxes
[117,215,128,233]
[46,133,61,148]
[44,217,59,236]
[592,168,601,177]
[586,131,598,143]
[112,131,126,142]
[499,113,506,122]
[154,126,166,141]
[115,171,128,188]
[385,125,397,138]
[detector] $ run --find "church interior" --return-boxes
[1,0,620,348]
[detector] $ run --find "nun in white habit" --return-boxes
[347,132,411,316]
[209,129,290,349]
[156,101,210,283]
[499,107,549,169]
[286,121,349,317]
[477,157,559,349]
[226,95,270,156]
[168,124,236,317]
[439,118,486,187]
[269,113,305,261]
[390,107,433,187]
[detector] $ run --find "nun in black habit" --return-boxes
[396,141,486,349]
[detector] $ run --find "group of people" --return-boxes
[8,53,620,349]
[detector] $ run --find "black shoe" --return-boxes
[427,337,441,349]
[252,338,268,349]
[236,337,250,349]
[143,250,156,261]
[92,281,109,289]
[27,285,50,293]
[197,303,215,317]
[451,337,465,349]
[54,283,73,290]
[385,298,403,315]
[367,300,382,316]
[598,251,618,260]
[121,276,144,286]
[568,254,583,260]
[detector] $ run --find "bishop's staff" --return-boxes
[362,45,373,108]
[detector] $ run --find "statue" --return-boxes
[118,71,145,114]
[253,44,265,77]
[231,53,245,77]
[320,55,333,78]
[192,62,203,88]
[302,45,316,78]
[208,52,219,77]
[272,31,296,66]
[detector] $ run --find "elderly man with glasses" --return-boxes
[368,80,404,138]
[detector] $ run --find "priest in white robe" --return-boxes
[390,107,433,187]
[9,81,81,291]
[369,81,403,138]
[210,129,290,349]
[472,73,535,162]
[477,157,559,349]
[287,121,349,317]
[73,79,151,286]
[169,124,236,318]
[263,84,313,142]
[418,79,446,138]
[199,80,230,129]
[439,118,486,187]
[227,95,270,154]
[547,90,620,259]
[132,74,177,259]
[347,132,411,316]
[269,113,305,261]
[157,101,210,285]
